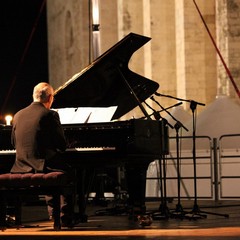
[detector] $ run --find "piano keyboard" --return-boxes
[0,150,16,154]
[0,148,116,155]
[71,147,116,151]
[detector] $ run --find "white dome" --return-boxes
[184,95,240,138]
[180,95,240,149]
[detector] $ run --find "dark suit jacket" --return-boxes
[11,102,66,173]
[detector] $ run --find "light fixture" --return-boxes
[91,0,101,60]
[5,115,13,126]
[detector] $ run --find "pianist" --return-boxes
[10,82,76,227]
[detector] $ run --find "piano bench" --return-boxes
[0,172,70,231]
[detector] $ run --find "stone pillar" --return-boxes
[47,0,90,89]
[116,0,152,119]
[150,0,177,109]
[117,0,148,77]
[216,0,240,98]
[99,0,119,53]
[175,0,217,110]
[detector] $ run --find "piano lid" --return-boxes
[53,32,159,120]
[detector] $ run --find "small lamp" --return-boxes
[5,115,13,126]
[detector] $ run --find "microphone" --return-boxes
[173,102,183,108]
[150,96,182,108]
[143,100,161,120]
[150,96,187,130]
[154,92,162,97]
[154,92,205,107]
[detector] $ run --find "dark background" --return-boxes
[0,0,48,124]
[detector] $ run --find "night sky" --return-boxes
[0,0,48,124]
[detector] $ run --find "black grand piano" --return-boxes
[0,32,168,216]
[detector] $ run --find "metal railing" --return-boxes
[219,134,240,199]
[146,136,213,200]
[146,133,240,201]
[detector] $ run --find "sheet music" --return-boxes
[53,106,117,124]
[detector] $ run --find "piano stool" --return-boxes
[0,172,72,231]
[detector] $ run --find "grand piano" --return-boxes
[0,32,169,216]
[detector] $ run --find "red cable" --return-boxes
[193,0,240,98]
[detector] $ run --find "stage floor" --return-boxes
[1,199,240,239]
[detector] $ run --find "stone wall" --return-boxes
[216,0,240,98]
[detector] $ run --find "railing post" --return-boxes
[213,138,219,202]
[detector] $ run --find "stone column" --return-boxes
[175,0,217,109]
[47,0,90,89]
[216,0,240,98]
[150,0,177,109]
[116,0,152,119]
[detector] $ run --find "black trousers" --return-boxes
[44,154,75,223]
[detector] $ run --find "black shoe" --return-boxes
[61,215,74,228]
[61,213,88,228]
[73,213,88,224]
[61,221,74,228]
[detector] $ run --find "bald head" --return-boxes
[33,82,54,109]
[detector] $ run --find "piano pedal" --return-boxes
[128,211,153,227]
[128,207,141,220]
[137,214,153,227]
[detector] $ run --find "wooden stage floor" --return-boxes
[1,199,240,240]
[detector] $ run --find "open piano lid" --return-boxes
[53,33,159,120]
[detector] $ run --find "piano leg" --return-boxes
[75,161,150,220]
[93,167,109,206]
[125,161,150,217]
[75,168,88,222]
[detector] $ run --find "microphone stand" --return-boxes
[144,100,174,220]
[155,92,229,219]
[139,102,183,120]
[171,121,188,218]
[188,101,228,219]
[151,96,189,219]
